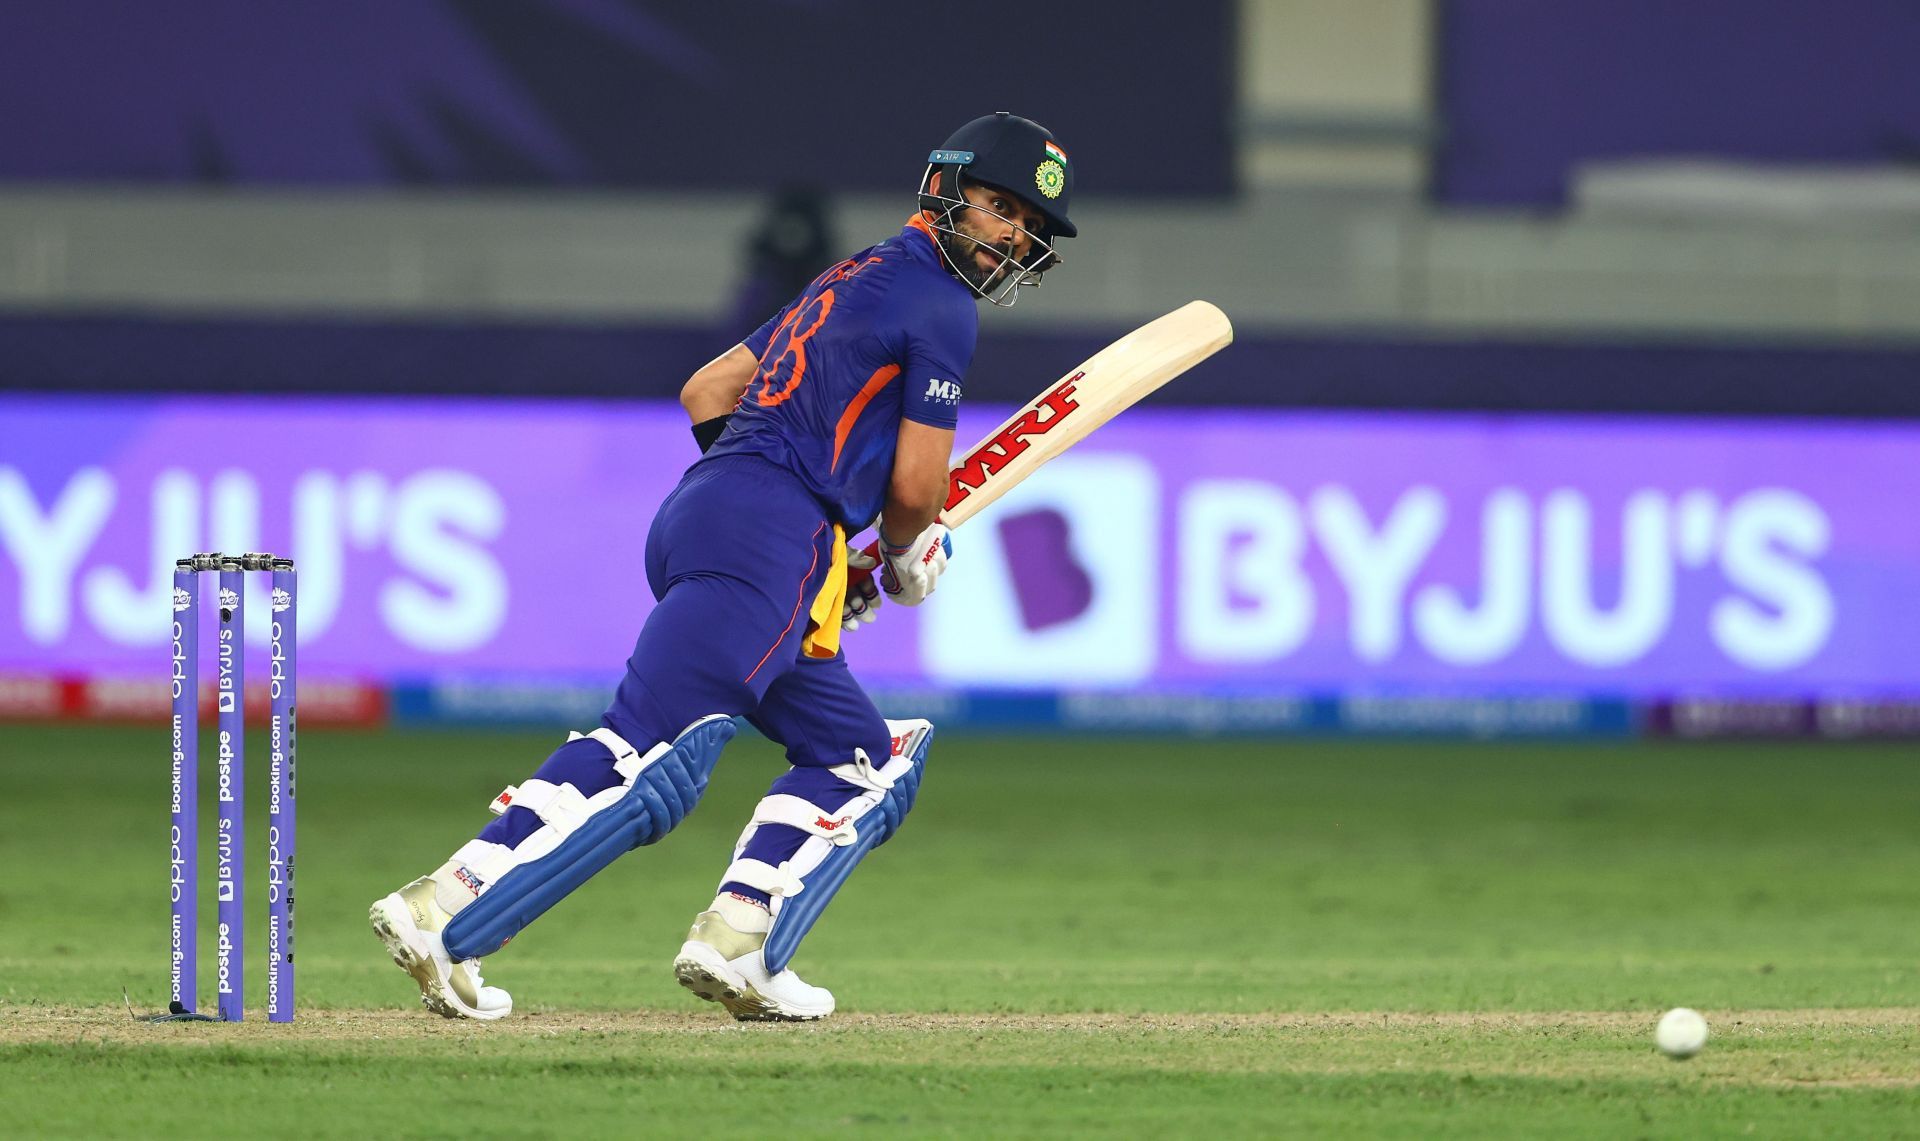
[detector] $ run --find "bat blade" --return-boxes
[941,299,1232,527]
[849,300,1232,588]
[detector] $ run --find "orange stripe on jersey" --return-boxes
[906,212,939,242]
[831,363,902,472]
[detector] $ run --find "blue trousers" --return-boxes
[478,454,891,903]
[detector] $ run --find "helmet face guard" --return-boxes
[916,162,1061,307]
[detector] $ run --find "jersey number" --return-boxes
[752,257,881,408]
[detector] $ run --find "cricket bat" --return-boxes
[854,299,1232,566]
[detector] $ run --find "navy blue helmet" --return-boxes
[917,112,1076,305]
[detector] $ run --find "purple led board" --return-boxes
[3,396,1916,698]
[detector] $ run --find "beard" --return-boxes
[938,224,1017,292]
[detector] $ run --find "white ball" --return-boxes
[1655,1007,1709,1058]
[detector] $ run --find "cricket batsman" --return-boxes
[370,112,1076,1021]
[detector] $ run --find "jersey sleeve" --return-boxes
[898,291,977,430]
[740,299,796,361]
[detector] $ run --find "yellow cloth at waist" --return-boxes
[799,523,847,659]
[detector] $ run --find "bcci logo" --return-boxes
[172,587,192,613]
[1035,159,1065,200]
[272,588,291,613]
[219,587,240,609]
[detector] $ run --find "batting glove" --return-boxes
[879,521,953,607]
[842,544,884,631]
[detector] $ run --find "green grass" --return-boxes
[4,724,1919,1136]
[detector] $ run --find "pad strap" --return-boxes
[518,778,596,831]
[723,856,805,899]
[568,726,662,780]
[829,746,898,792]
[751,793,862,845]
[451,838,515,883]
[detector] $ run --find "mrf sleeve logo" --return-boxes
[945,373,1083,512]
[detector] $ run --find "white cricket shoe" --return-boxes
[673,904,834,1022]
[369,876,513,1021]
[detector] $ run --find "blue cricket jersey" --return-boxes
[704,215,978,529]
